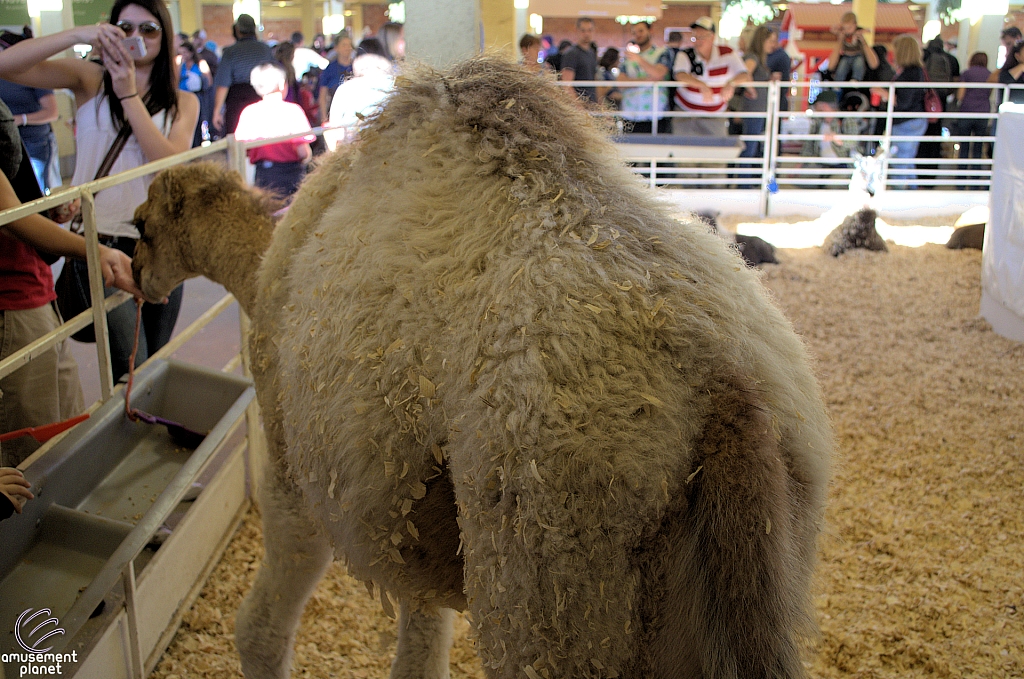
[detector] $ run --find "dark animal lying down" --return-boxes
[946,223,985,250]
[735,233,780,265]
[697,211,779,266]
[822,207,887,257]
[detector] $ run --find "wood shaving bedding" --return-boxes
[151,238,1022,679]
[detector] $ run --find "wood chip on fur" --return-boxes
[151,238,1023,679]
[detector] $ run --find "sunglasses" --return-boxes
[116,20,162,37]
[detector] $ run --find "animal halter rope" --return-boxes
[123,300,207,448]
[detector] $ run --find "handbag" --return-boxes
[54,114,135,342]
[921,68,943,124]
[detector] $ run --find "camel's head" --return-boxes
[132,162,262,303]
[131,167,199,303]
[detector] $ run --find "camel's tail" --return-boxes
[651,379,811,679]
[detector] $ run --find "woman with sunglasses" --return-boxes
[0,0,198,382]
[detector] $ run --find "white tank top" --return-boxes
[71,95,171,238]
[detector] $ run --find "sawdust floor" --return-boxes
[151,240,1023,679]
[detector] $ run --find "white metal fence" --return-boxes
[560,78,1021,204]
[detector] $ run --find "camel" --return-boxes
[130,56,833,679]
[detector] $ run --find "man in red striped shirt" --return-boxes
[671,17,749,137]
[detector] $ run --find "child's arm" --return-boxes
[856,30,879,71]
[0,467,34,518]
[827,42,842,75]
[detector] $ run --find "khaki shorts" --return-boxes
[671,116,729,138]
[1,302,84,467]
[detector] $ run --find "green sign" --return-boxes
[0,0,30,27]
[73,0,110,26]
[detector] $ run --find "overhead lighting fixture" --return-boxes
[514,0,529,9]
[387,2,405,23]
[529,13,542,35]
[615,15,657,25]
[27,0,62,18]
[322,13,346,34]
[233,0,260,26]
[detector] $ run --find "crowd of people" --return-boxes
[0,6,404,499]
[515,16,1024,189]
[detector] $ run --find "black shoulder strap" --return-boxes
[683,48,703,76]
[94,93,162,181]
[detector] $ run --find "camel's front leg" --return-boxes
[390,602,455,679]
[235,458,333,679]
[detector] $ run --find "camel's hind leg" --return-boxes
[390,602,456,679]
[235,458,333,679]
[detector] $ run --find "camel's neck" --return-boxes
[193,198,274,314]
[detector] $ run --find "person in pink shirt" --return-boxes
[234,62,314,198]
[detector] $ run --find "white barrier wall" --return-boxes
[981,106,1024,342]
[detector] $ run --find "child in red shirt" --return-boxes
[234,63,315,198]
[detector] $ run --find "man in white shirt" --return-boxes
[672,17,750,137]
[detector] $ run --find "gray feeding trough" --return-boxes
[0,359,254,677]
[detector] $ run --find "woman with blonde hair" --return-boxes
[879,34,927,189]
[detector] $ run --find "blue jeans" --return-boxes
[254,160,305,199]
[834,54,866,82]
[23,130,60,195]
[737,116,766,186]
[890,117,928,189]
[953,118,990,179]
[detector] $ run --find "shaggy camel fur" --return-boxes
[131,56,833,679]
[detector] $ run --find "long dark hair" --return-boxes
[104,0,179,129]
[747,25,777,67]
[1005,39,1024,72]
[273,41,298,91]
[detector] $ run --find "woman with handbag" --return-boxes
[0,0,199,382]
[875,35,928,190]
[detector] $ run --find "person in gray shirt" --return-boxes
[560,17,599,103]
[212,13,273,135]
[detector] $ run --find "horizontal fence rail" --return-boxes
[557,78,1019,205]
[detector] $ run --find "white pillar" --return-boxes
[515,6,527,44]
[959,14,1004,70]
[405,0,481,68]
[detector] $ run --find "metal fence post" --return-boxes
[759,82,778,217]
[80,189,116,400]
[227,134,248,182]
[122,561,144,679]
[879,84,896,190]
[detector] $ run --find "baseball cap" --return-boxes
[235,13,257,34]
[691,16,715,33]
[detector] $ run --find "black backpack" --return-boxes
[925,51,952,100]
